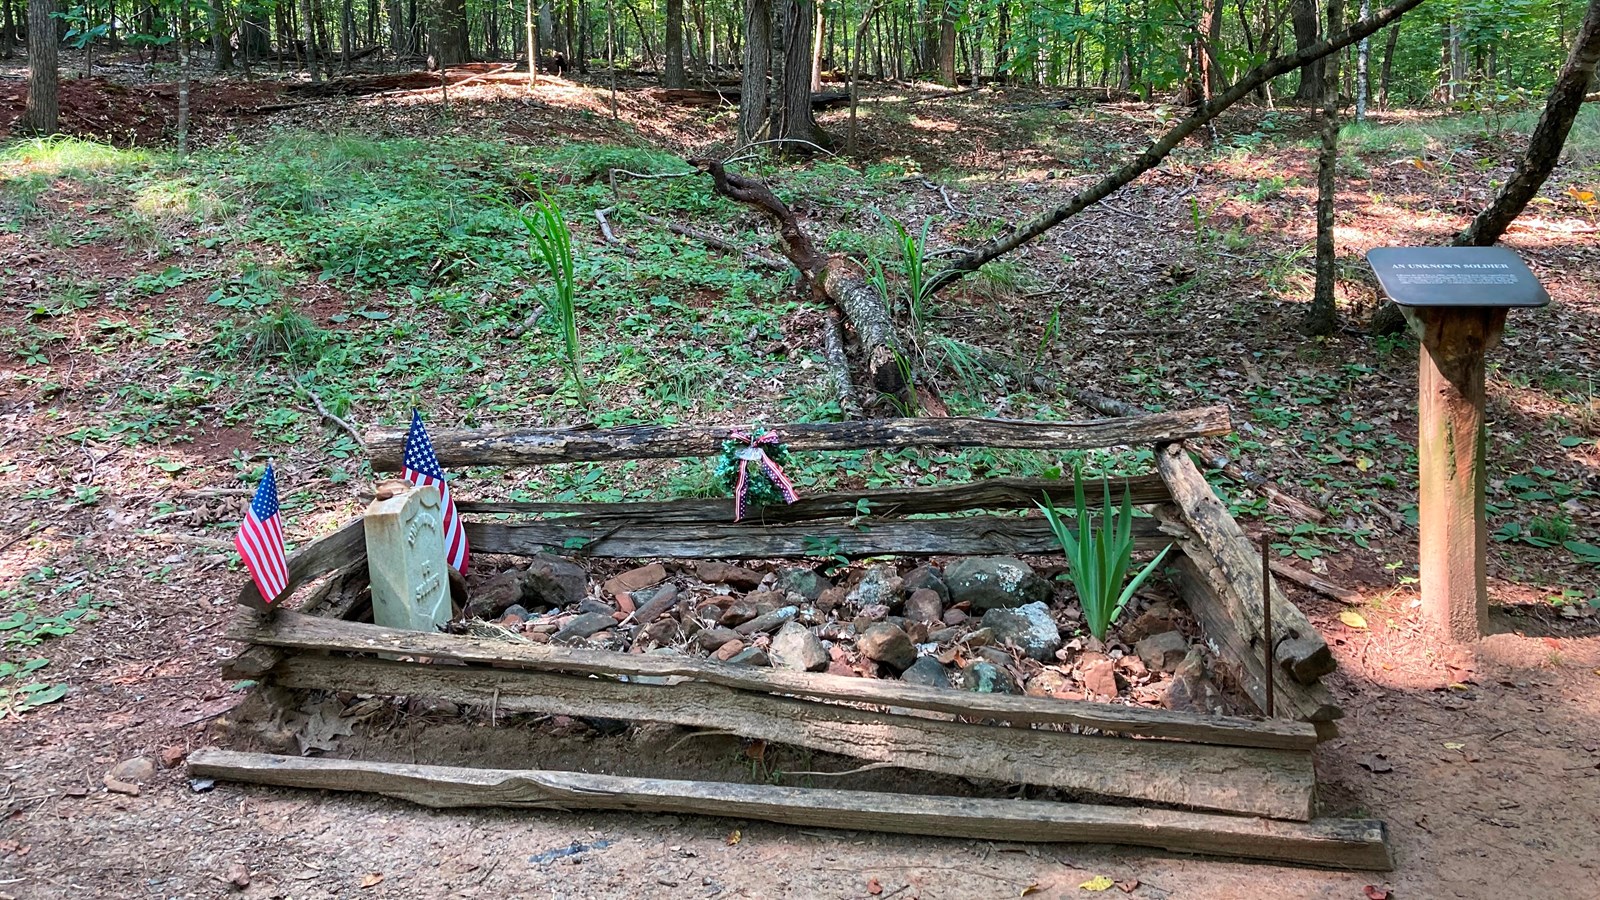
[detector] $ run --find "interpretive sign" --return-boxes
[1366,246,1549,309]
[1365,246,1548,642]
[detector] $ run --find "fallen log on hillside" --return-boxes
[649,87,851,109]
[695,160,913,407]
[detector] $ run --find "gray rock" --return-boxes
[901,656,950,688]
[1163,648,1220,713]
[858,623,917,672]
[900,565,949,602]
[957,660,1017,694]
[746,590,787,614]
[847,565,903,609]
[578,597,617,615]
[524,554,590,607]
[981,602,1062,661]
[902,589,944,624]
[1135,630,1190,673]
[719,599,759,627]
[972,646,1014,667]
[110,757,156,784]
[734,605,798,635]
[696,561,764,590]
[814,586,848,614]
[769,621,828,672]
[695,627,743,651]
[464,569,529,619]
[775,568,830,601]
[944,557,1050,610]
[728,647,771,667]
[553,612,617,643]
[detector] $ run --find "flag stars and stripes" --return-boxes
[235,463,288,604]
[402,409,470,573]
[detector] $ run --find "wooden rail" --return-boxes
[188,751,1393,869]
[272,654,1315,819]
[467,515,1178,559]
[366,407,1232,470]
[235,613,1319,750]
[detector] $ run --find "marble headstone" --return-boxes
[364,480,451,632]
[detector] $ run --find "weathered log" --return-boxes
[648,87,850,108]
[270,655,1315,819]
[1155,445,1335,684]
[188,751,1393,869]
[223,560,369,678]
[457,474,1172,522]
[697,160,912,403]
[467,513,1176,559]
[1169,547,1343,737]
[367,406,1233,470]
[822,309,863,417]
[236,517,367,611]
[235,613,1319,750]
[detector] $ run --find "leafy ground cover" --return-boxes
[1,67,1598,896]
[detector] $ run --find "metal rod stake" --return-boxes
[1262,536,1275,718]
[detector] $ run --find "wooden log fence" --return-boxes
[187,751,1394,870]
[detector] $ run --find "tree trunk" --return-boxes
[1355,0,1369,121]
[534,0,547,84]
[20,0,58,134]
[809,0,823,91]
[1371,0,1600,334]
[1461,0,1600,244]
[775,0,827,147]
[1378,20,1397,106]
[739,0,772,143]
[1182,0,1219,106]
[178,0,192,154]
[1305,0,1342,335]
[2,0,15,59]
[300,0,321,78]
[665,0,685,85]
[431,0,471,65]
[937,0,955,85]
[1291,0,1323,102]
[340,0,354,69]
[210,0,233,70]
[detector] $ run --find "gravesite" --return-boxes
[1,0,1598,894]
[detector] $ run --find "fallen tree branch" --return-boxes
[1268,560,1360,604]
[694,160,914,404]
[298,383,364,447]
[636,213,789,271]
[921,0,1428,298]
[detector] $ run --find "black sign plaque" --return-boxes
[1365,246,1549,309]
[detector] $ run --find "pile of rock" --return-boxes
[460,554,1230,714]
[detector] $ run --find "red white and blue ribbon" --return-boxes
[729,429,799,522]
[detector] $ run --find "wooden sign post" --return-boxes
[1366,247,1549,641]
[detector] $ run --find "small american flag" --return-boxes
[235,463,288,604]
[402,410,469,573]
